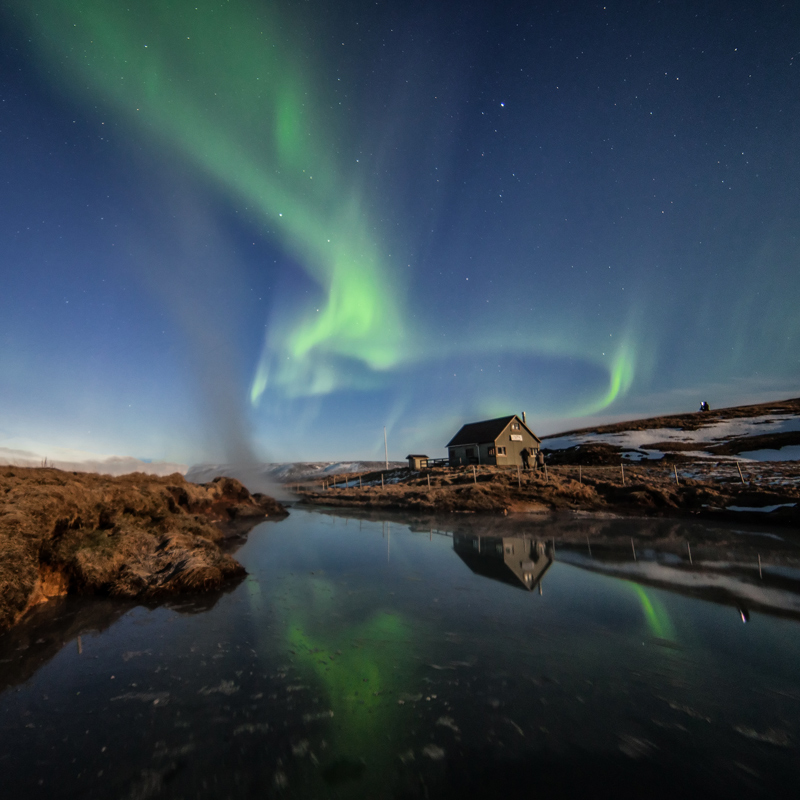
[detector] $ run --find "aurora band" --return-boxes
[13,0,636,417]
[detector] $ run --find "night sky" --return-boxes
[1,0,798,465]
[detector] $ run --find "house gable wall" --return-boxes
[491,419,540,466]
[447,416,540,467]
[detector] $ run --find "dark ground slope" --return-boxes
[543,397,800,438]
[0,467,287,630]
[533,397,800,465]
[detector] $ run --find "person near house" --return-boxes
[536,450,545,470]
[521,449,530,469]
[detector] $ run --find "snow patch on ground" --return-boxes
[543,413,800,461]
[737,446,800,462]
[726,503,797,513]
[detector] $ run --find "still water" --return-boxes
[2,508,799,799]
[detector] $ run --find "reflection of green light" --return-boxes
[630,583,675,640]
[256,569,419,783]
[13,0,405,402]
[287,609,413,760]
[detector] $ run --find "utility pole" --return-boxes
[384,426,388,470]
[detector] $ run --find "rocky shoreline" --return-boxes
[0,467,287,631]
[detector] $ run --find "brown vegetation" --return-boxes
[296,462,800,528]
[0,467,287,631]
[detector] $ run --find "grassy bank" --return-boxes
[0,467,287,630]
[295,462,800,527]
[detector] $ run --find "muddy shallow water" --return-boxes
[2,509,800,799]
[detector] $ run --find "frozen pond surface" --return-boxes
[2,508,800,799]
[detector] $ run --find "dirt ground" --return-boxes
[295,461,800,529]
[0,467,287,631]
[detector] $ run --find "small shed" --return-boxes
[446,415,540,468]
[406,454,429,470]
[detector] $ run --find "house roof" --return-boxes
[405,454,429,459]
[446,415,540,448]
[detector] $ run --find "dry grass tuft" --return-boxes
[0,468,286,630]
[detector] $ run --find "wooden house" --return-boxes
[446,414,540,467]
[406,454,429,470]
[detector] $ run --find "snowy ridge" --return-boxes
[542,412,800,462]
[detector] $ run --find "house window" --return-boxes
[488,447,496,456]
[497,446,507,456]
[511,422,520,430]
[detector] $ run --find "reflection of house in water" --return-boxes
[453,534,553,592]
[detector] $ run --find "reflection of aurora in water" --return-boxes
[629,583,676,640]
[287,612,412,760]
[237,516,690,789]
[246,568,420,786]
[4,510,800,798]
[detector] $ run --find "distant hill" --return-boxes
[0,446,187,477]
[541,397,800,465]
[185,460,407,492]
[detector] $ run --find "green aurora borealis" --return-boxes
[2,0,798,460]
[11,0,407,403]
